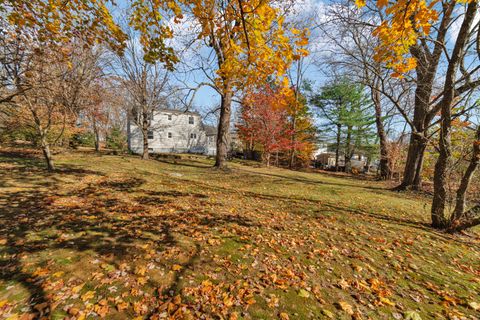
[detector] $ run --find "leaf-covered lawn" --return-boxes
[0,149,479,320]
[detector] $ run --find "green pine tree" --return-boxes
[310,79,376,172]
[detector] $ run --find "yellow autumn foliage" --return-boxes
[131,0,310,91]
[358,0,477,76]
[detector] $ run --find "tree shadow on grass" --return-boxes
[154,158,212,169]
[171,178,480,243]
[234,167,388,192]
[0,154,260,318]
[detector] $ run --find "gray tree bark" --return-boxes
[215,84,232,169]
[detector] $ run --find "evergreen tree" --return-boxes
[310,79,376,172]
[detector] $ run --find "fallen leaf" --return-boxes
[279,312,289,320]
[353,265,363,273]
[298,289,310,298]
[94,304,109,318]
[52,271,64,278]
[133,301,147,315]
[68,307,80,316]
[32,267,49,277]
[171,264,182,271]
[81,290,95,302]
[72,283,85,294]
[134,266,147,276]
[404,311,422,320]
[321,309,335,319]
[379,297,395,306]
[468,301,479,311]
[338,278,349,290]
[101,263,115,272]
[223,296,234,307]
[117,301,129,311]
[352,311,364,320]
[337,301,354,315]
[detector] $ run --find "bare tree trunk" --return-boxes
[335,123,341,172]
[396,133,427,190]
[395,3,456,191]
[372,87,391,180]
[94,132,100,152]
[40,134,55,171]
[141,111,149,160]
[431,1,477,229]
[289,61,302,169]
[451,126,480,223]
[289,115,297,169]
[93,120,100,152]
[397,35,442,190]
[431,143,449,228]
[248,135,254,160]
[215,85,232,169]
[29,104,55,171]
[142,131,149,160]
[345,126,352,173]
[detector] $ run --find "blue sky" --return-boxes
[111,0,327,121]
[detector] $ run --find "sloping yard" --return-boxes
[0,149,479,320]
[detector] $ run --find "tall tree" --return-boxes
[15,46,71,171]
[359,0,480,229]
[237,85,291,167]
[318,1,412,179]
[430,0,479,229]
[358,0,480,190]
[132,0,308,168]
[113,33,170,160]
[311,79,374,173]
[285,86,317,168]
[449,123,480,231]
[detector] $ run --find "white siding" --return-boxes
[128,110,216,155]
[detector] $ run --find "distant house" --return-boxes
[127,109,217,156]
[315,152,368,171]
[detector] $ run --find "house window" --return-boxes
[168,114,172,120]
[189,116,194,124]
[190,133,197,139]
[147,130,154,139]
[168,132,172,138]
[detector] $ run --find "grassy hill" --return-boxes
[0,149,479,319]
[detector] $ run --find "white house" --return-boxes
[127,109,217,156]
[315,152,368,171]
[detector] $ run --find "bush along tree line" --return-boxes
[236,83,316,168]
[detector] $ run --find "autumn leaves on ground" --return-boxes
[0,149,479,320]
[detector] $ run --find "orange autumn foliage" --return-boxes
[358,0,476,77]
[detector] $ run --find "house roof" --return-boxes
[156,108,201,116]
[204,125,217,136]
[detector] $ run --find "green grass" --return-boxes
[0,148,479,319]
